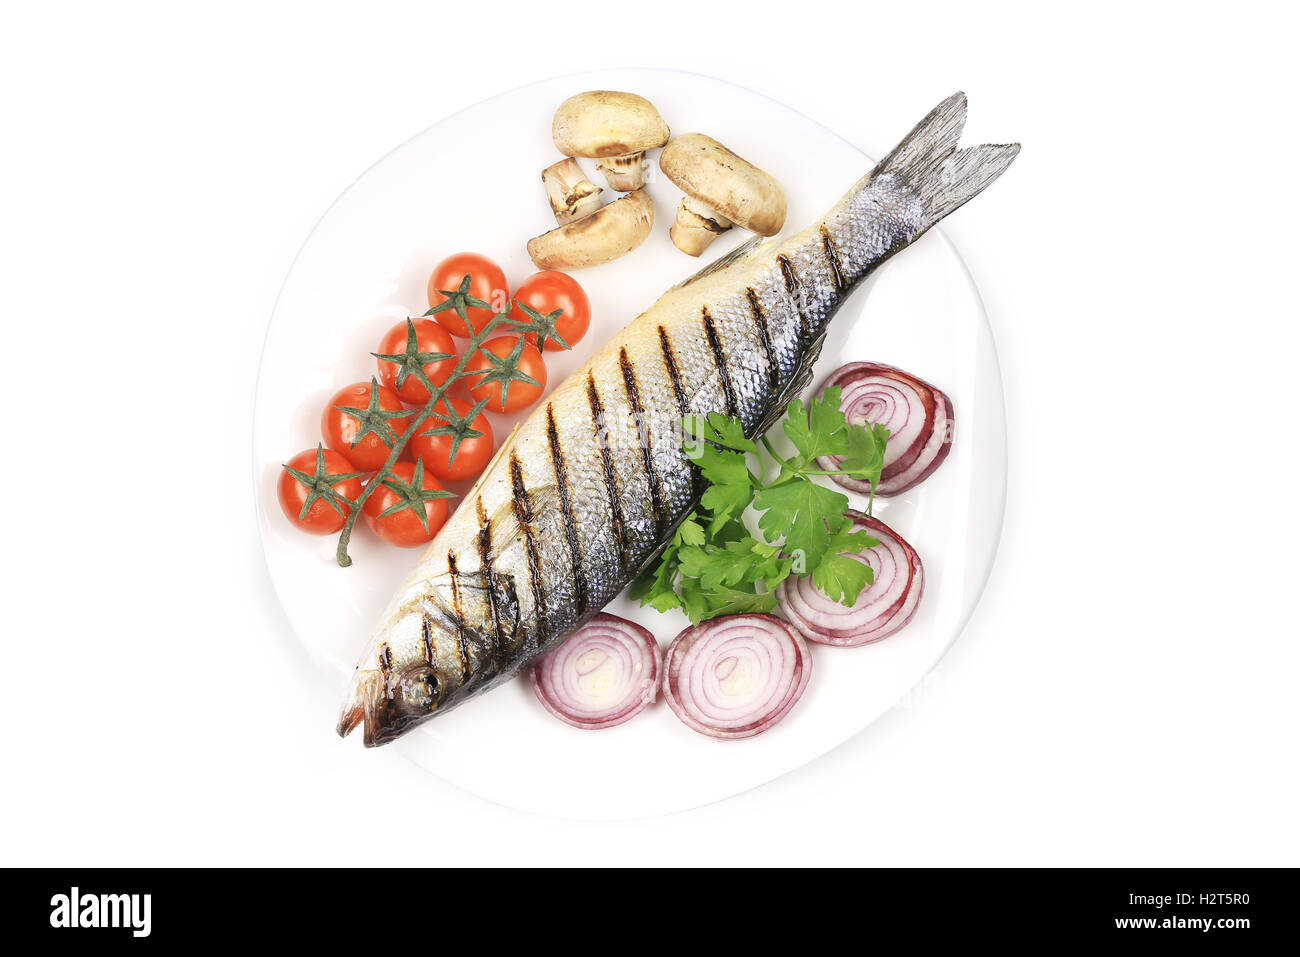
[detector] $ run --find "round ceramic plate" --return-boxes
[253,69,1007,819]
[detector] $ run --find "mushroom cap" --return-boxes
[659,133,787,236]
[527,188,655,270]
[552,91,671,159]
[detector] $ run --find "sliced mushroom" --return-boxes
[542,158,603,225]
[552,91,670,192]
[527,188,655,270]
[658,133,787,256]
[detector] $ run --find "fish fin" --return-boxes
[871,92,1020,233]
[670,234,766,290]
[918,143,1020,229]
[749,330,828,438]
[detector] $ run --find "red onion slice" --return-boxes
[777,512,923,647]
[662,614,811,739]
[815,362,954,496]
[530,614,662,730]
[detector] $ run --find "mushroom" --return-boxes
[526,188,654,270]
[541,158,603,225]
[658,133,787,256]
[552,91,670,192]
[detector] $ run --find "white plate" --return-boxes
[253,68,1007,819]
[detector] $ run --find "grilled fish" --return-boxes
[338,92,1018,746]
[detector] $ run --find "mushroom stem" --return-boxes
[595,152,647,191]
[542,158,603,225]
[669,195,733,256]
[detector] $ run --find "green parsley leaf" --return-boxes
[839,421,891,486]
[645,588,684,613]
[811,527,881,605]
[826,527,876,551]
[678,577,710,624]
[812,554,874,605]
[782,387,850,463]
[675,516,706,547]
[682,413,755,454]
[692,583,779,622]
[753,477,850,572]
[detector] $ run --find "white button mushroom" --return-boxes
[526,188,654,270]
[658,133,787,256]
[552,91,671,192]
[541,157,603,225]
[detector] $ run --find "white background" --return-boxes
[2,1,1296,865]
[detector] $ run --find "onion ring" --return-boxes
[662,614,811,739]
[777,512,923,646]
[815,362,954,496]
[530,613,661,730]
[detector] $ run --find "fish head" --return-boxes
[335,605,456,748]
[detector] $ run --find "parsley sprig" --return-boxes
[630,386,890,623]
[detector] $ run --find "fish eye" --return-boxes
[400,669,441,712]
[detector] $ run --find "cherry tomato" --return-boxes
[278,447,364,535]
[321,381,413,473]
[375,319,458,405]
[426,252,509,338]
[510,270,591,353]
[464,336,547,413]
[362,461,450,547]
[406,398,496,482]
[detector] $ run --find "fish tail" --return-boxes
[872,92,1020,234]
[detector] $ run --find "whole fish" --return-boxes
[338,92,1018,746]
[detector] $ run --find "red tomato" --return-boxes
[321,381,413,472]
[510,270,591,352]
[406,398,496,482]
[375,319,458,405]
[362,461,450,547]
[426,252,510,338]
[464,336,547,413]
[278,447,364,534]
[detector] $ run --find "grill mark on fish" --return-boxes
[658,324,704,495]
[509,452,549,647]
[618,348,667,534]
[586,371,631,573]
[445,552,471,683]
[378,641,394,694]
[776,254,809,339]
[701,307,737,417]
[821,226,846,292]
[657,325,689,417]
[745,287,780,390]
[546,404,588,615]
[420,614,435,665]
[475,498,506,658]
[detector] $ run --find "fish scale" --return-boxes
[338,92,1019,746]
